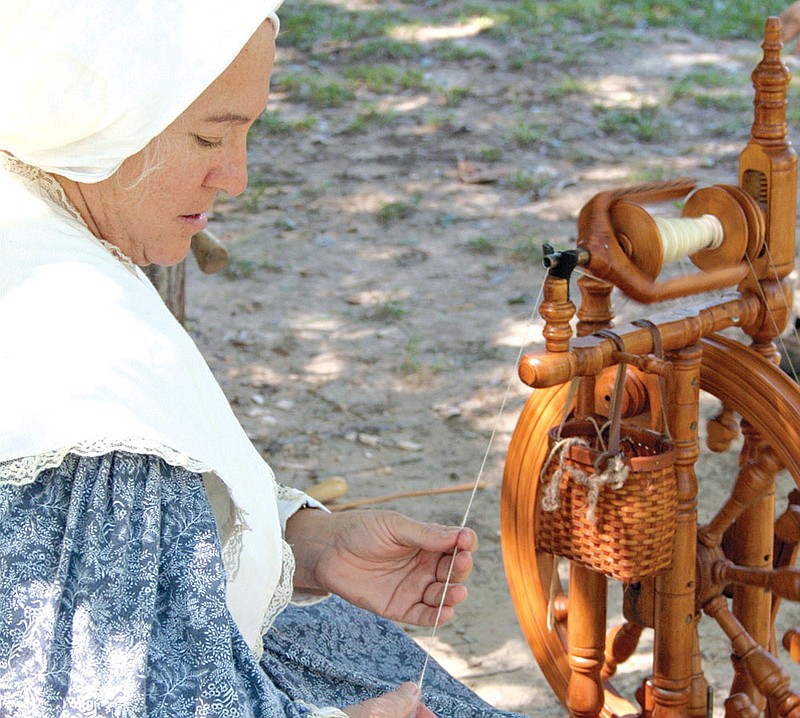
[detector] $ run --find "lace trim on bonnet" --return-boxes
[1,153,137,273]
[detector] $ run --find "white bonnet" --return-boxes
[0,0,283,182]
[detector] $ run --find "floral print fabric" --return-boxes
[0,453,524,717]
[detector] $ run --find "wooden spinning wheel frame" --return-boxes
[501,18,800,718]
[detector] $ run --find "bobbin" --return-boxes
[576,179,754,303]
[608,184,763,281]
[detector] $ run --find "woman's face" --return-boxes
[70,22,276,266]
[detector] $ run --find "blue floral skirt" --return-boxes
[0,453,525,717]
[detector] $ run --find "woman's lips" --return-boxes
[179,211,208,231]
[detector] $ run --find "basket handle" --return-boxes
[632,319,671,440]
[594,329,627,457]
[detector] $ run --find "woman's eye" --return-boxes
[193,134,224,148]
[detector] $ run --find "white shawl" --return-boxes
[0,159,301,655]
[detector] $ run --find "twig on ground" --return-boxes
[329,481,485,511]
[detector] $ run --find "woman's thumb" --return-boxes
[393,682,421,716]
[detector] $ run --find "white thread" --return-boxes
[417,274,548,691]
[546,555,561,632]
[655,213,723,264]
[745,249,800,384]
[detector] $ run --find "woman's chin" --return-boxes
[141,237,193,268]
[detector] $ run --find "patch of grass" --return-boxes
[240,171,283,213]
[344,64,431,94]
[378,201,416,223]
[704,118,749,139]
[596,105,672,143]
[441,86,471,107]
[279,3,411,54]
[478,147,501,162]
[626,166,668,184]
[424,110,456,131]
[674,64,740,92]
[398,333,441,376]
[508,169,552,195]
[591,27,630,50]
[435,41,492,62]
[506,47,555,71]
[692,92,752,113]
[669,64,750,112]
[544,76,588,101]
[453,0,786,42]
[466,236,497,255]
[251,111,317,136]
[508,113,547,147]
[370,299,409,323]
[509,229,541,264]
[301,183,328,201]
[349,37,422,63]
[344,103,398,133]
[242,184,269,214]
[344,64,400,94]
[224,257,281,279]
[400,334,422,374]
[275,72,357,109]
[280,0,787,72]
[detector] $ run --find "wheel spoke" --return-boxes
[704,595,800,716]
[603,621,645,680]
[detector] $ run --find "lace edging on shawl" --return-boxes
[1,154,137,273]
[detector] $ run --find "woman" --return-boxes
[783,1,800,51]
[0,2,527,717]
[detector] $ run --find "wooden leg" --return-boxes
[652,345,702,718]
[730,425,776,712]
[566,562,607,718]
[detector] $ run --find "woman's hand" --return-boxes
[343,682,436,718]
[285,508,477,626]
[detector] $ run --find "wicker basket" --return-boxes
[537,419,677,582]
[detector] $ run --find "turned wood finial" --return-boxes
[540,275,575,353]
[739,17,798,284]
[750,17,791,145]
[576,275,613,337]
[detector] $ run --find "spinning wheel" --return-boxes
[502,338,800,716]
[500,18,800,717]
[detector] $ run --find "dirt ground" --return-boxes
[183,14,800,717]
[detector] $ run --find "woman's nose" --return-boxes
[206,142,248,197]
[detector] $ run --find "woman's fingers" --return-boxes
[343,681,423,718]
[422,581,468,610]
[434,547,473,583]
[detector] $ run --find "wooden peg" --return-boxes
[306,477,349,504]
[782,629,800,663]
[191,229,229,273]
